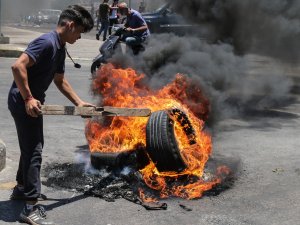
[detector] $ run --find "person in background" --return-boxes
[118,2,150,53]
[96,0,110,41]
[8,5,94,225]
[138,1,146,13]
[109,0,119,35]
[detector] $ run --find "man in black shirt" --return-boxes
[8,5,94,225]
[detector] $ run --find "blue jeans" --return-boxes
[124,36,144,47]
[98,19,109,40]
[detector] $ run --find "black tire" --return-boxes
[91,60,101,74]
[91,152,122,169]
[146,109,196,172]
[90,146,150,170]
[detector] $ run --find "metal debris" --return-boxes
[179,204,193,211]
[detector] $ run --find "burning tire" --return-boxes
[90,146,150,170]
[146,109,196,172]
[91,152,123,169]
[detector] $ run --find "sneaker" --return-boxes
[20,205,54,225]
[10,185,48,201]
[96,34,99,40]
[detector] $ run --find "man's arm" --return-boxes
[110,6,118,9]
[11,53,42,117]
[125,14,148,32]
[53,73,94,107]
[127,24,148,32]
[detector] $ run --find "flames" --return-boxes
[85,63,228,200]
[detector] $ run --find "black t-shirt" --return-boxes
[8,31,66,113]
[99,3,110,20]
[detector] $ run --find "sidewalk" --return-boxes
[0,26,101,60]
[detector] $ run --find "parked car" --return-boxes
[142,3,208,36]
[34,9,62,25]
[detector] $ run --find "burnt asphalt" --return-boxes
[1,25,300,225]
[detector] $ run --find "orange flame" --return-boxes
[86,63,224,200]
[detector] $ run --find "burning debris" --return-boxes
[42,156,235,210]
[42,162,147,204]
[83,63,232,201]
[41,62,237,208]
[39,0,298,214]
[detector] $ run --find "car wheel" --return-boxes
[145,109,196,172]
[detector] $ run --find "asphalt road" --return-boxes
[1,54,300,224]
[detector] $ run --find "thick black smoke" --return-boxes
[110,0,296,123]
[171,0,300,62]
[118,34,292,122]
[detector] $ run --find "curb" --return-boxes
[0,36,10,44]
[0,139,6,172]
[0,46,24,58]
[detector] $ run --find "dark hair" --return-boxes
[112,0,119,6]
[58,5,94,32]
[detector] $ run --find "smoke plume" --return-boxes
[171,0,300,61]
[111,0,296,122]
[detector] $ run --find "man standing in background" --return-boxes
[96,0,110,41]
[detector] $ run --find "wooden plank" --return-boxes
[41,105,151,117]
